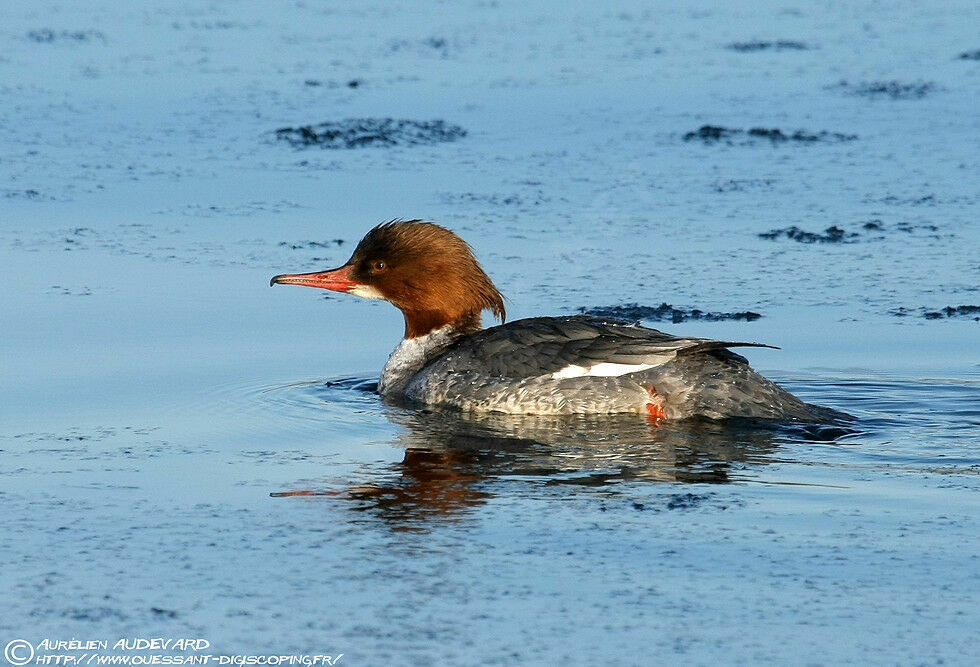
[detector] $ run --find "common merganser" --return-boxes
[271,220,843,422]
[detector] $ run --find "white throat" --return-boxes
[378,325,459,397]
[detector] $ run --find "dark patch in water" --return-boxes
[171,21,246,31]
[12,426,160,444]
[579,303,762,323]
[665,493,709,510]
[831,79,938,99]
[626,494,720,512]
[759,225,858,243]
[386,37,454,58]
[5,188,45,200]
[275,119,466,149]
[303,79,362,89]
[956,49,980,60]
[278,239,345,250]
[894,221,939,233]
[684,125,739,142]
[45,226,98,251]
[423,37,449,51]
[747,127,856,143]
[27,29,105,43]
[870,194,937,207]
[761,221,942,243]
[712,179,776,193]
[438,191,554,208]
[447,193,523,206]
[159,201,303,218]
[684,125,856,144]
[49,285,92,296]
[150,607,178,618]
[64,607,127,621]
[892,306,980,321]
[727,40,809,52]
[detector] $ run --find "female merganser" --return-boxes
[271,220,842,421]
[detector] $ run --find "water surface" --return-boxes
[2,1,978,664]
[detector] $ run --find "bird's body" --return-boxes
[272,220,844,422]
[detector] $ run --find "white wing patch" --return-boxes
[551,362,658,380]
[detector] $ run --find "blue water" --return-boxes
[2,1,978,664]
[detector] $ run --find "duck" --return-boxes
[271,220,843,422]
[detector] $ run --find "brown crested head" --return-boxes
[271,220,506,338]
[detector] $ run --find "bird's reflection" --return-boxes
[272,379,853,528]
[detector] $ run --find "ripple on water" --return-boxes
[263,376,848,493]
[265,376,381,419]
[184,375,376,421]
[180,371,980,512]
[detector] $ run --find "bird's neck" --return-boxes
[379,322,470,397]
[401,308,483,339]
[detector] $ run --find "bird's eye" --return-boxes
[373,260,386,272]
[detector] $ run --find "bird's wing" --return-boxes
[438,315,775,379]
